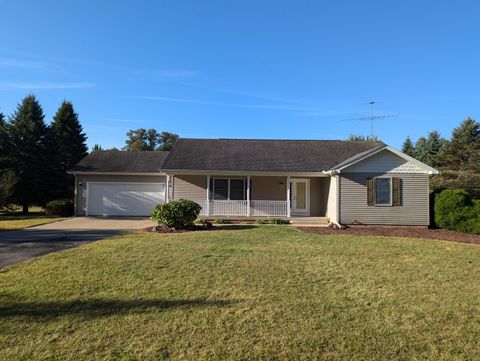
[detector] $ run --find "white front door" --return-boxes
[291,179,310,215]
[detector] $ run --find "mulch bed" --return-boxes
[147,222,213,233]
[298,226,480,245]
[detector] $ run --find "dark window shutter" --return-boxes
[392,177,401,206]
[367,178,374,206]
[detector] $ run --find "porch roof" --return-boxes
[162,138,383,172]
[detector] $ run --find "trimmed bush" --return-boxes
[434,189,480,234]
[45,199,74,216]
[268,218,288,225]
[151,199,202,229]
[215,218,226,224]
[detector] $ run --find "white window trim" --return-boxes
[212,178,246,201]
[374,177,393,207]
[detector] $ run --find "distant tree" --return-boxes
[124,129,178,151]
[8,95,51,212]
[426,131,447,167]
[346,134,379,142]
[443,117,480,171]
[91,144,103,152]
[401,136,415,157]
[0,170,17,209]
[157,131,179,151]
[0,113,9,168]
[50,101,88,198]
[125,128,156,151]
[413,136,429,164]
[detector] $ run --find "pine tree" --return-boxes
[91,144,103,152]
[0,113,8,168]
[443,117,480,171]
[413,136,429,164]
[50,101,88,198]
[8,95,50,212]
[401,136,415,157]
[424,130,446,167]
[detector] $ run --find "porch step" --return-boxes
[289,217,330,227]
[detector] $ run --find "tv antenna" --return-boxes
[341,101,398,138]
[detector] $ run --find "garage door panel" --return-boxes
[88,183,165,216]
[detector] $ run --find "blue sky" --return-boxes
[1,1,479,149]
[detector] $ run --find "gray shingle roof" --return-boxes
[70,150,169,173]
[162,138,384,172]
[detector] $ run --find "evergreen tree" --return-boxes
[0,113,8,168]
[423,130,446,167]
[413,136,429,163]
[8,95,50,212]
[91,144,103,152]
[50,101,88,198]
[401,136,415,157]
[443,117,480,171]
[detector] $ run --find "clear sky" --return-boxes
[1,1,478,150]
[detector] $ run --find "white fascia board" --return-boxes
[164,170,329,177]
[329,146,439,175]
[68,171,167,176]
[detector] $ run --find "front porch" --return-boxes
[170,174,332,219]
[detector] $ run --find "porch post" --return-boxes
[287,176,291,217]
[206,175,211,216]
[247,175,251,217]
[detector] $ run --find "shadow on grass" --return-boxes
[0,298,235,318]
[211,225,257,231]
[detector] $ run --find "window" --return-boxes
[214,179,228,200]
[213,178,245,200]
[230,179,245,200]
[375,178,392,205]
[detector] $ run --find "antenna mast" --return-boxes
[341,101,398,138]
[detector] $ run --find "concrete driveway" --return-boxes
[0,217,154,269]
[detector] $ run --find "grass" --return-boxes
[1,226,480,360]
[0,206,65,231]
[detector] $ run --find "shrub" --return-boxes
[151,199,202,229]
[434,189,480,233]
[255,219,264,225]
[45,199,74,216]
[215,218,226,224]
[268,218,288,225]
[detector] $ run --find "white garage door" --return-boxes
[87,182,165,216]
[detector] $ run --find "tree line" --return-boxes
[92,129,178,152]
[401,117,480,197]
[0,95,88,212]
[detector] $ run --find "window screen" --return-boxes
[375,178,391,205]
[214,179,228,200]
[230,179,245,200]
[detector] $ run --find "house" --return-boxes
[69,138,439,226]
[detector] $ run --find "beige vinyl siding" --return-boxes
[251,176,286,200]
[339,173,430,225]
[75,174,166,216]
[172,175,207,201]
[345,149,425,173]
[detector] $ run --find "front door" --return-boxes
[291,179,310,215]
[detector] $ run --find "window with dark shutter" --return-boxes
[367,178,374,206]
[392,177,401,206]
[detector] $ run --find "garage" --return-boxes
[86,182,165,216]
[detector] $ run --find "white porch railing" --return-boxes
[195,200,288,217]
[251,200,288,217]
[210,200,248,216]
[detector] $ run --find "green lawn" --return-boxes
[1,226,480,360]
[0,212,65,231]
